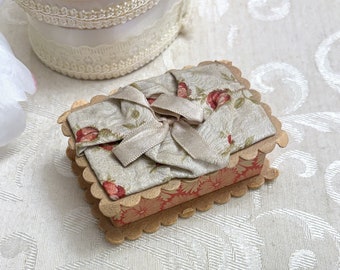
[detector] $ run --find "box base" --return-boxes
[76,158,278,244]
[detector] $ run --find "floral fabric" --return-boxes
[113,153,265,226]
[67,62,276,199]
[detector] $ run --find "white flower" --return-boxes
[0,33,36,146]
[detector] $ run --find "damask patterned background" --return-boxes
[0,0,339,269]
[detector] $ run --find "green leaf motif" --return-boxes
[234,97,245,109]
[113,133,123,140]
[196,86,205,96]
[220,143,234,157]
[204,108,213,117]
[138,120,146,127]
[221,72,237,82]
[123,123,136,129]
[192,86,207,104]
[99,128,113,137]
[131,109,140,119]
[221,148,231,157]
[244,136,255,148]
[130,83,141,90]
[149,166,158,173]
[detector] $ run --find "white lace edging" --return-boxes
[28,0,189,80]
[15,0,159,29]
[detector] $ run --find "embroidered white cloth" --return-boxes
[1,1,340,269]
[67,62,276,198]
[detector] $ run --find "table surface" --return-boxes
[1,0,340,269]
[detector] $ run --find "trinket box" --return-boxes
[58,61,288,243]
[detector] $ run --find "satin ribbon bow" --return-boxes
[110,86,222,167]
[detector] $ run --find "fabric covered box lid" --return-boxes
[66,61,277,200]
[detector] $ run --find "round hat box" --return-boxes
[16,0,190,79]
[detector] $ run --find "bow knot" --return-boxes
[110,87,221,167]
[160,116,176,126]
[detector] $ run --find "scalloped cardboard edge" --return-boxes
[80,158,278,244]
[58,60,288,219]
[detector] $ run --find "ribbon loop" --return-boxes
[113,121,168,167]
[110,87,221,167]
[171,121,220,164]
[151,94,204,124]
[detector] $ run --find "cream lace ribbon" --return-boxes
[15,0,160,29]
[110,87,222,167]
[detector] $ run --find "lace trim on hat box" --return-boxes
[15,0,160,29]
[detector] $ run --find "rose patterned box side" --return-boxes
[111,152,265,226]
[72,155,278,244]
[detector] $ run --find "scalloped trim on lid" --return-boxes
[58,60,289,219]
[15,0,160,29]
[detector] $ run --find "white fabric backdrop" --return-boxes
[0,0,340,269]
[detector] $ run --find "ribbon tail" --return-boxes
[112,122,169,167]
[172,121,223,165]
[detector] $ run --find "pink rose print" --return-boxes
[147,98,156,105]
[76,127,99,143]
[177,81,191,98]
[207,89,231,110]
[102,181,126,200]
[228,134,234,144]
[99,143,115,151]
